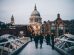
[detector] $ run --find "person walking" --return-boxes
[51,33,55,49]
[45,33,50,45]
[34,34,39,49]
[39,33,44,49]
[29,34,33,41]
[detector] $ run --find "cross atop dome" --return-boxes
[34,4,37,10]
[57,13,60,18]
[11,15,14,19]
[11,15,14,21]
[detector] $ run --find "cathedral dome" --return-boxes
[31,10,40,16]
[29,4,42,24]
[31,5,40,16]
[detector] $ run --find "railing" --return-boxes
[55,38,74,55]
[0,37,30,55]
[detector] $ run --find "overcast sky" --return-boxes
[0,0,74,24]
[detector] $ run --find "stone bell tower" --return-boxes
[11,15,15,25]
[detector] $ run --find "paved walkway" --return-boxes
[17,41,61,55]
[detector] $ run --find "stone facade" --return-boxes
[29,5,65,36]
[29,5,42,35]
[42,14,65,37]
[8,5,65,36]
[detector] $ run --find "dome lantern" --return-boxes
[34,4,37,10]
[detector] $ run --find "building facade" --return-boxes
[42,14,65,37]
[2,5,65,37]
[29,5,42,35]
[29,5,65,36]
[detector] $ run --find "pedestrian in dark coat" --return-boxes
[30,34,33,41]
[39,34,44,49]
[51,33,55,49]
[34,34,39,49]
[45,34,50,45]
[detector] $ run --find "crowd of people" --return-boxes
[29,33,55,49]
